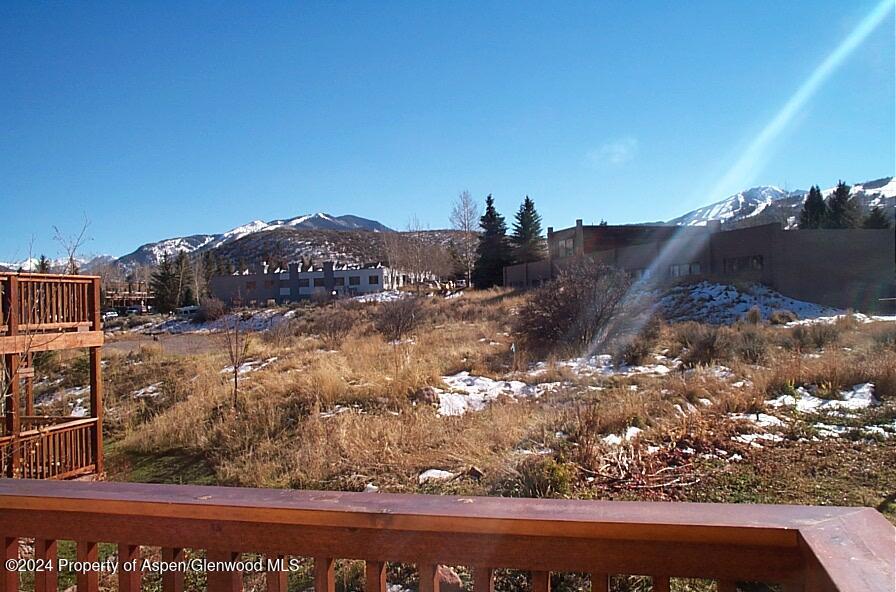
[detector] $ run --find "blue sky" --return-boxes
[1,1,893,261]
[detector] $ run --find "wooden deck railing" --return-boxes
[0,419,98,480]
[0,481,893,592]
[1,273,104,479]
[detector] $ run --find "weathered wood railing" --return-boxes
[0,419,98,480]
[0,481,892,592]
[1,273,104,478]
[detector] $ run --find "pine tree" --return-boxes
[823,181,861,229]
[173,252,194,306]
[862,206,891,229]
[798,185,826,229]
[36,255,51,274]
[510,196,547,263]
[150,255,178,313]
[471,195,514,288]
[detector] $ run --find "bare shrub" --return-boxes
[871,324,896,351]
[731,324,771,364]
[194,298,228,323]
[612,315,663,366]
[312,304,358,348]
[675,323,732,367]
[769,309,797,325]
[743,306,762,325]
[790,323,841,350]
[374,297,424,341]
[515,261,632,356]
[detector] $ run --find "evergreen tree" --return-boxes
[36,255,51,274]
[823,181,861,229]
[150,255,179,313]
[798,185,826,229]
[510,196,547,263]
[862,206,891,229]
[471,194,514,288]
[173,252,194,306]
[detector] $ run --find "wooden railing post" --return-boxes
[531,571,550,592]
[119,544,141,592]
[266,555,288,592]
[365,561,386,592]
[652,575,670,592]
[473,567,494,592]
[162,548,184,592]
[87,277,103,475]
[314,557,335,592]
[76,541,98,592]
[1,538,17,592]
[419,564,440,592]
[590,573,608,592]
[34,539,58,592]
[206,551,242,592]
[3,276,20,477]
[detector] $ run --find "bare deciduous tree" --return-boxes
[450,190,480,285]
[53,216,92,275]
[222,299,250,409]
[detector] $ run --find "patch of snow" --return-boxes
[660,282,839,324]
[728,412,785,428]
[767,383,877,414]
[418,469,457,484]
[132,382,163,398]
[435,372,544,416]
[602,426,643,446]
[353,290,408,303]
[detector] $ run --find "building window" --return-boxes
[669,263,701,278]
[298,278,310,288]
[724,255,764,273]
[313,277,325,287]
[264,280,275,288]
[349,276,361,286]
[368,275,379,284]
[557,237,575,258]
[246,281,256,290]
[334,277,345,286]
[279,287,291,297]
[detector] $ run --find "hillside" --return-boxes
[117,213,391,267]
[668,176,895,229]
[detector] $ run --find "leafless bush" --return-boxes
[731,324,771,364]
[790,323,841,350]
[675,323,733,367]
[194,298,228,323]
[374,297,424,341]
[515,261,632,356]
[743,306,762,325]
[768,309,797,325]
[612,315,663,366]
[312,304,359,348]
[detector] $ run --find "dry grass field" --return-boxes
[29,287,896,592]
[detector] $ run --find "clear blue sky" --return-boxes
[2,1,893,261]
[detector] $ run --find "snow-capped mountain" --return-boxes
[0,255,115,273]
[118,213,392,266]
[668,176,895,228]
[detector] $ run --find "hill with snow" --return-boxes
[668,177,895,229]
[117,213,391,266]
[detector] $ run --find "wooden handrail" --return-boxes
[0,480,892,591]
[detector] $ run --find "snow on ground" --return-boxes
[660,282,839,324]
[435,372,544,416]
[418,469,457,484]
[132,382,163,398]
[142,309,297,334]
[767,383,877,414]
[602,426,643,446]
[728,383,894,445]
[531,354,678,379]
[353,290,408,303]
[221,357,279,375]
[786,314,896,326]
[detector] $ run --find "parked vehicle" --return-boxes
[101,310,119,321]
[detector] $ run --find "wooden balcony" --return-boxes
[0,273,104,479]
[0,480,892,592]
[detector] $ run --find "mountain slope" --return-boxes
[668,177,895,229]
[118,213,392,266]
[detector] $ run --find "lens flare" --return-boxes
[583,0,893,359]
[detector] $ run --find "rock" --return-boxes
[363,483,379,493]
[466,465,485,480]
[411,386,440,405]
